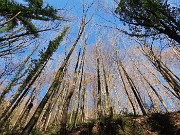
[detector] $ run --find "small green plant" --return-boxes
[29,129,42,135]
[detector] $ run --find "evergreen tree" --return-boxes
[0,0,59,36]
[115,0,180,44]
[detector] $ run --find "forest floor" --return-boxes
[68,112,180,135]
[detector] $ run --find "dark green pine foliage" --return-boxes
[0,0,59,36]
[26,0,43,8]
[115,0,180,44]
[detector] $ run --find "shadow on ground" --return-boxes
[147,112,180,135]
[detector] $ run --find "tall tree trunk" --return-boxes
[0,28,69,128]
[135,64,169,112]
[142,63,179,99]
[113,48,138,115]
[20,22,86,135]
[140,78,157,113]
[59,48,82,133]
[101,55,113,118]
[116,62,137,115]
[96,55,102,119]
[73,45,86,128]
[0,46,38,104]
[141,47,180,98]
[120,61,147,115]
[12,94,35,132]
[80,75,86,122]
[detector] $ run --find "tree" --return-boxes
[117,55,147,115]
[59,48,82,133]
[0,0,62,56]
[20,10,89,134]
[100,50,113,118]
[72,46,86,128]
[96,48,102,119]
[0,0,58,36]
[26,0,43,8]
[140,45,180,98]
[115,0,180,45]
[0,27,69,131]
[0,46,38,104]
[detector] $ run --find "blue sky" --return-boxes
[4,0,179,111]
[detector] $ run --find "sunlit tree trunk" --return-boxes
[141,46,180,98]
[80,75,86,122]
[101,55,113,118]
[73,45,86,128]
[120,61,147,115]
[96,53,102,119]
[0,28,69,129]
[135,64,169,112]
[59,48,81,133]
[143,63,179,100]
[116,61,137,115]
[20,17,88,134]
[140,77,157,113]
[113,47,139,115]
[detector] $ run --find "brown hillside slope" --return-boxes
[69,112,180,135]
